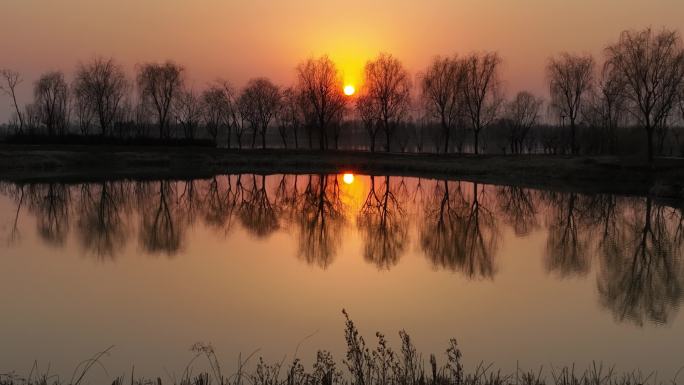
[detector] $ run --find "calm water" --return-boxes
[1,174,683,381]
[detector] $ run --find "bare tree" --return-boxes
[356,92,381,152]
[72,81,95,135]
[605,28,684,162]
[296,56,347,150]
[547,53,595,155]
[0,69,25,133]
[461,52,503,154]
[420,56,463,153]
[238,78,281,149]
[583,61,627,154]
[137,61,184,139]
[73,57,127,136]
[201,84,232,144]
[357,53,411,152]
[33,71,69,136]
[175,88,203,140]
[277,87,304,148]
[504,91,543,154]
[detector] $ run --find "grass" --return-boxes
[1,311,681,385]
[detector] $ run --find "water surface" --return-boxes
[1,174,683,381]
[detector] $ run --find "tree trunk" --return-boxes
[442,121,450,154]
[293,126,298,149]
[474,129,479,155]
[570,121,577,155]
[386,129,391,153]
[647,125,654,163]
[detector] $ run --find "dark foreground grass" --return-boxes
[1,311,682,385]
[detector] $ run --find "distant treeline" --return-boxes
[1,27,684,160]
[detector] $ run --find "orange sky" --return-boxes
[1,0,683,122]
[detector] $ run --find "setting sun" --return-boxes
[343,173,355,184]
[343,85,355,96]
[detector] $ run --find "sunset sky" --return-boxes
[1,0,683,122]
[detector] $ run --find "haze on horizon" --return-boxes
[1,0,683,122]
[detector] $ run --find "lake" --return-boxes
[0,174,683,382]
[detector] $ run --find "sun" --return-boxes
[343,85,355,96]
[343,173,355,184]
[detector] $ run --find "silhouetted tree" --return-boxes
[420,56,463,153]
[0,69,25,133]
[461,52,503,154]
[72,80,95,135]
[296,56,346,150]
[503,91,543,154]
[547,53,595,155]
[583,61,627,154]
[73,57,127,136]
[605,28,684,162]
[137,61,184,138]
[357,53,411,152]
[238,78,281,149]
[277,87,303,148]
[201,84,232,144]
[356,92,381,152]
[33,71,69,136]
[175,88,203,140]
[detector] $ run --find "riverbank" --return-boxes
[1,144,683,198]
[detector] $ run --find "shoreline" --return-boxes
[1,144,683,199]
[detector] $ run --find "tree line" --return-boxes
[1,27,684,161]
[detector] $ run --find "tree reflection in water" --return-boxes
[2,175,684,327]
[542,192,594,277]
[597,197,684,326]
[76,182,129,259]
[420,181,499,279]
[239,175,279,238]
[295,175,346,268]
[357,176,408,270]
[139,181,185,256]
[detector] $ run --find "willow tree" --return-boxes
[357,53,411,152]
[34,71,70,136]
[137,61,184,139]
[504,91,543,154]
[238,77,281,149]
[605,28,684,162]
[461,52,503,154]
[296,56,346,150]
[420,56,463,153]
[73,57,127,136]
[546,53,595,155]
